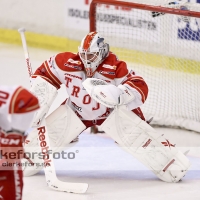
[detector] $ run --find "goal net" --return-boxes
[90,0,200,132]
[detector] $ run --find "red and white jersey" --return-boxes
[32,52,148,121]
[0,86,40,132]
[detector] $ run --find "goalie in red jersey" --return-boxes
[22,32,190,183]
[0,85,39,200]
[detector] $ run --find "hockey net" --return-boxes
[90,0,200,132]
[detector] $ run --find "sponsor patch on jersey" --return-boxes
[64,73,82,80]
[67,58,82,65]
[71,102,82,112]
[64,63,82,70]
[102,64,116,70]
[99,70,115,75]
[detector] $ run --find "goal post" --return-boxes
[89,0,200,132]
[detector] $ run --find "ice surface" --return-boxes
[0,43,199,200]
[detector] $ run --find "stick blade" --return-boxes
[48,180,89,194]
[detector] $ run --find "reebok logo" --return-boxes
[161,139,175,149]
[37,126,51,167]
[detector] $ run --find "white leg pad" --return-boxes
[100,105,191,183]
[22,104,86,176]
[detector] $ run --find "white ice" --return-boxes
[0,43,200,200]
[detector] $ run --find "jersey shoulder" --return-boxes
[0,86,39,114]
[97,52,128,79]
[55,52,84,72]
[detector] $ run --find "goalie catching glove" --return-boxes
[82,78,135,108]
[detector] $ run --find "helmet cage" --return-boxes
[78,35,109,77]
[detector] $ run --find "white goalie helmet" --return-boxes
[78,32,109,77]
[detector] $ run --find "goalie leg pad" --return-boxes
[22,105,86,176]
[100,105,191,183]
[45,105,86,151]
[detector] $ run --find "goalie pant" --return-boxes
[0,85,40,200]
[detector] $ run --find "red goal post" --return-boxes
[89,0,200,132]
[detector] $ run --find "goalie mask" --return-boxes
[78,32,109,77]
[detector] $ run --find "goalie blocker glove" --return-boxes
[30,76,57,127]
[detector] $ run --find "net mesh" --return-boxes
[91,0,200,132]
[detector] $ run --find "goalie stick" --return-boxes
[18,28,88,194]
